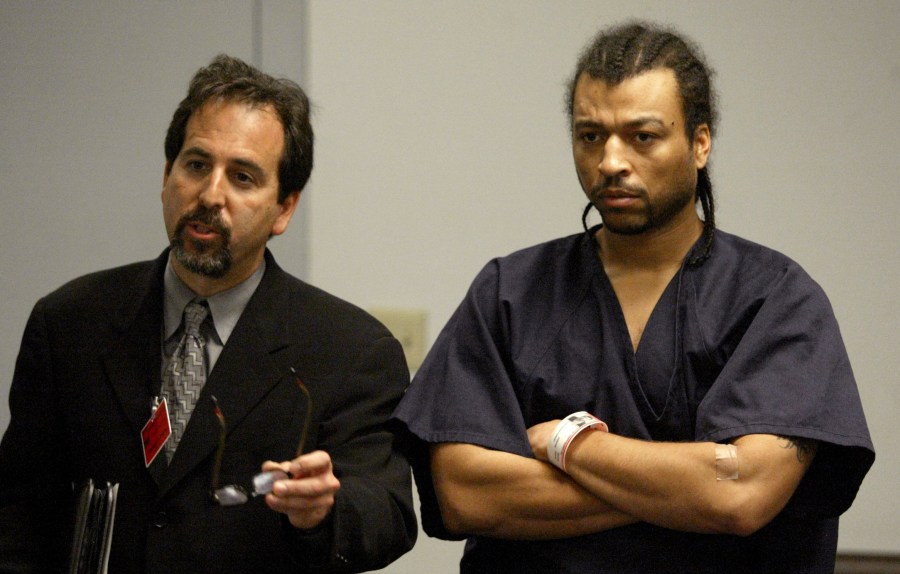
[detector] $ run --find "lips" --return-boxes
[187,221,220,239]
[600,188,639,199]
[592,186,640,209]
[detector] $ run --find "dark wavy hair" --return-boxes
[570,22,718,264]
[164,54,314,203]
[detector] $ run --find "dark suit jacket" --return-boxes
[0,250,416,573]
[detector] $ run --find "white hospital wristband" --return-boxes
[548,411,608,472]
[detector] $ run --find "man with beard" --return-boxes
[393,22,874,573]
[0,55,416,572]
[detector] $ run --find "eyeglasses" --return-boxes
[210,369,312,506]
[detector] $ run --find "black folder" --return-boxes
[68,479,118,574]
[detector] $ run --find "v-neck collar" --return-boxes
[585,227,692,423]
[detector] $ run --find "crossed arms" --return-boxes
[430,427,816,540]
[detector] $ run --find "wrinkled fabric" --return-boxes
[394,228,874,573]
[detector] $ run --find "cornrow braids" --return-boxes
[581,202,594,233]
[690,167,716,266]
[570,22,719,265]
[566,22,718,140]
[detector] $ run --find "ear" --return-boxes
[271,191,301,237]
[692,124,711,170]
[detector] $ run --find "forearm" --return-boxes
[562,432,815,535]
[430,443,637,540]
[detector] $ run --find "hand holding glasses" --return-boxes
[210,369,312,506]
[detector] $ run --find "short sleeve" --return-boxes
[394,260,532,458]
[694,262,874,518]
[392,261,536,539]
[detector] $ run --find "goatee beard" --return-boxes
[170,206,232,278]
[591,177,694,236]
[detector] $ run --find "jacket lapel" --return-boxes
[101,252,169,485]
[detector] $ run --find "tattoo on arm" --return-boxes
[777,436,818,463]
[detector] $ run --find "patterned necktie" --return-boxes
[162,299,209,462]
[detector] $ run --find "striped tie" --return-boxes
[162,299,209,462]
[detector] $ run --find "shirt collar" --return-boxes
[163,257,266,345]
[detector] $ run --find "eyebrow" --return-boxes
[623,116,670,130]
[573,116,671,131]
[573,119,604,131]
[181,146,212,160]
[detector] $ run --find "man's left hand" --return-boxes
[262,451,341,530]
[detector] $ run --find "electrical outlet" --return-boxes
[368,307,428,372]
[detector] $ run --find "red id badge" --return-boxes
[141,398,171,467]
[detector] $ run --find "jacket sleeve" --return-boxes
[0,299,73,572]
[286,334,417,573]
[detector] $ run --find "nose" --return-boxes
[198,168,227,208]
[598,136,631,177]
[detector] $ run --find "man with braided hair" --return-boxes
[393,21,873,573]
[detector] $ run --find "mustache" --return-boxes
[591,176,646,197]
[174,205,229,238]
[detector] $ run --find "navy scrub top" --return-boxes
[393,227,874,574]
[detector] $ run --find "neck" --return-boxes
[596,213,704,273]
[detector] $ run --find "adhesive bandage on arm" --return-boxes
[715,443,739,480]
[548,411,608,472]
